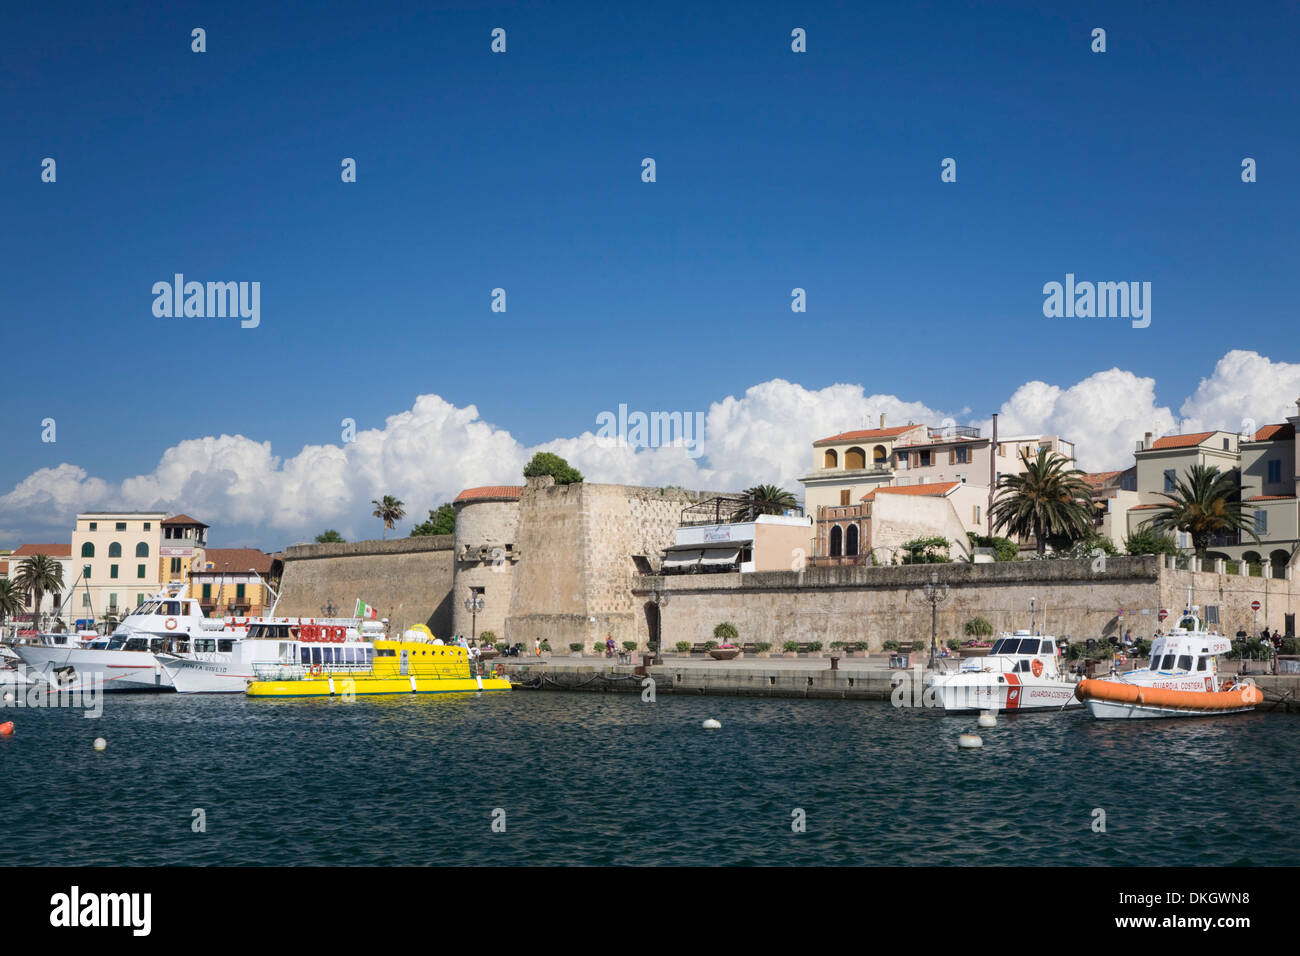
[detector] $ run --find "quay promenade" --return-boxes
[498,655,1300,712]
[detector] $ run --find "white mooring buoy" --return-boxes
[977,711,997,729]
[702,718,722,730]
[958,733,983,749]
[93,737,107,751]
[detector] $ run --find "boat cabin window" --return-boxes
[162,601,181,616]
[218,639,235,652]
[1197,657,1208,671]
[375,648,396,657]
[195,639,216,653]
[1159,654,1176,671]
[124,638,149,652]
[1177,655,1192,671]
[149,639,165,653]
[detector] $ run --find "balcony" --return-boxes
[811,554,870,568]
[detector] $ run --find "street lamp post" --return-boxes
[464,593,484,644]
[921,571,950,669]
[648,589,671,665]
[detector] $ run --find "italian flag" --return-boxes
[354,599,378,620]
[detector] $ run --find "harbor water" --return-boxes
[1,692,1295,866]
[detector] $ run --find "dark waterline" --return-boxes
[1,691,1295,866]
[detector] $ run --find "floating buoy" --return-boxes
[977,712,997,728]
[958,733,983,749]
[0,722,14,736]
[702,718,722,730]
[93,737,107,751]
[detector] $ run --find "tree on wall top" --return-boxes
[524,452,583,485]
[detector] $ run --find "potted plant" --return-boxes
[568,642,584,657]
[782,640,800,658]
[592,641,606,657]
[478,630,500,660]
[805,640,824,658]
[708,622,741,660]
[539,640,552,657]
[754,641,773,658]
[849,641,869,658]
[675,640,692,655]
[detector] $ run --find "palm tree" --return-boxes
[371,495,406,539]
[0,578,23,625]
[990,449,1094,556]
[1142,464,1257,557]
[13,554,65,630]
[731,484,798,522]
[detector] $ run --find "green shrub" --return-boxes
[712,622,739,643]
[829,641,844,650]
[622,641,637,651]
[854,641,869,651]
[703,640,718,651]
[675,641,692,653]
[1123,528,1179,556]
[539,640,552,652]
[782,640,800,652]
[911,640,927,652]
[946,637,961,651]
[807,641,824,652]
[479,630,498,644]
[592,642,605,653]
[882,639,901,651]
[963,617,994,637]
[754,642,772,652]
[523,451,583,485]
[568,642,583,652]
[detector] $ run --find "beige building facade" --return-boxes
[71,511,167,622]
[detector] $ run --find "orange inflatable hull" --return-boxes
[1075,678,1260,711]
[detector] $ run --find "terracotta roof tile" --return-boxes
[11,543,72,558]
[1081,470,1125,488]
[814,425,922,446]
[1251,423,1295,442]
[1245,494,1296,501]
[192,548,275,574]
[1149,432,1216,450]
[862,481,961,501]
[454,485,524,502]
[162,514,208,526]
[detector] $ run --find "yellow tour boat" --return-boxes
[245,628,511,698]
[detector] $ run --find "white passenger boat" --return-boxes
[157,619,376,693]
[14,583,227,692]
[927,630,1080,712]
[3,630,97,687]
[1075,606,1260,719]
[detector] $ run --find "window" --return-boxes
[110,564,119,579]
[1177,655,1193,671]
[973,505,981,524]
[236,584,246,600]
[135,542,149,557]
[108,542,122,558]
[83,565,91,580]
[136,594,145,606]
[897,451,909,466]
[1204,605,1219,624]
[839,489,850,506]
[1255,510,1268,534]
[1163,469,1176,493]
[108,593,118,608]
[1267,459,1281,484]
[919,451,932,467]
[202,584,212,600]
[1197,657,1208,671]
[81,542,95,558]
[844,447,866,469]
[115,522,126,531]
[82,593,90,607]
[218,639,235,653]
[137,564,146,578]
[1223,438,1230,450]
[170,558,182,574]
[1160,654,1176,670]
[956,447,968,464]
[89,522,97,531]
[143,522,151,531]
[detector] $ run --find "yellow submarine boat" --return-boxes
[245,627,511,698]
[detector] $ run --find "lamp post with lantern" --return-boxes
[921,571,950,669]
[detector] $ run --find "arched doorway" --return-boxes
[845,447,866,470]
[846,524,859,556]
[830,525,843,557]
[873,444,887,464]
[823,449,838,468]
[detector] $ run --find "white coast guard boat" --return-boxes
[927,631,1079,712]
[1075,605,1260,719]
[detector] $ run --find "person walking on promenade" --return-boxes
[605,633,615,658]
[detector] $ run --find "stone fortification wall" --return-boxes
[277,536,455,637]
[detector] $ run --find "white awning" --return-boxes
[662,550,704,570]
[699,548,741,567]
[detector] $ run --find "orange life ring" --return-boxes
[165,618,178,630]
[1031,658,1043,677]
[494,663,505,678]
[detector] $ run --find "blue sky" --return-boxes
[2,0,1297,548]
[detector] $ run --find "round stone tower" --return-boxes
[451,486,523,643]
